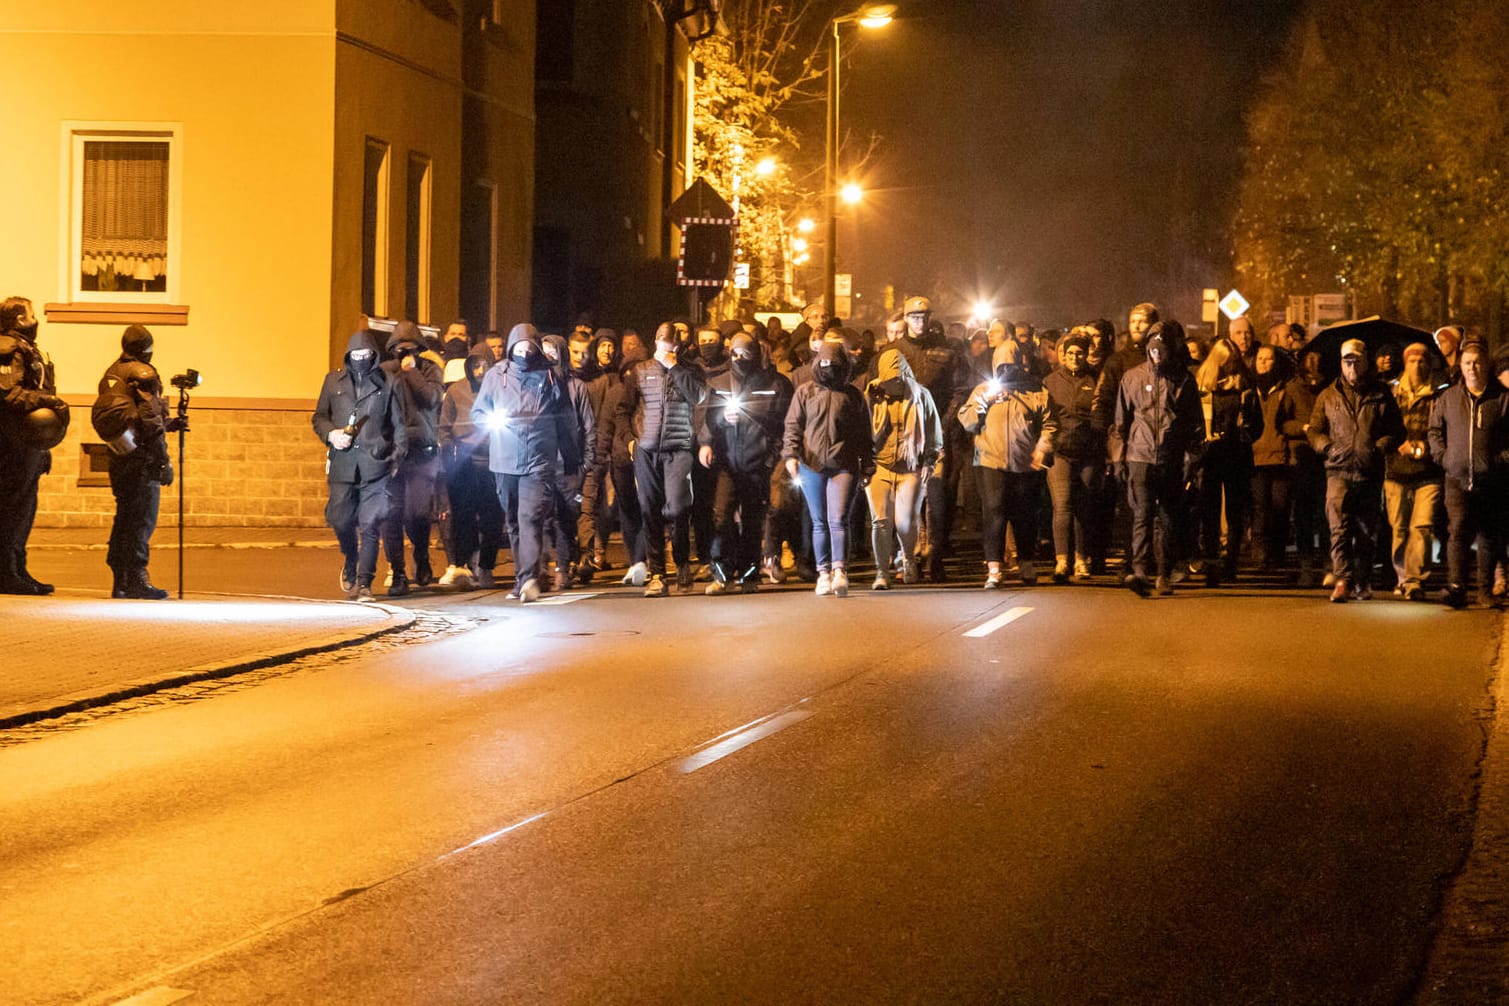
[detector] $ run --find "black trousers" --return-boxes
[609,460,646,566]
[691,462,717,563]
[444,461,503,570]
[635,448,694,577]
[548,470,584,572]
[1046,454,1101,561]
[1250,465,1293,565]
[495,472,549,585]
[977,467,1044,565]
[0,444,47,581]
[711,466,772,579]
[327,472,390,583]
[1444,475,1507,589]
[108,452,162,573]
[1197,441,1253,569]
[1127,460,1186,579]
[383,452,440,575]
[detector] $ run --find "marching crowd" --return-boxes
[310,298,1509,609]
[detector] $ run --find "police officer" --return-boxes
[0,296,68,594]
[313,330,412,601]
[92,325,183,599]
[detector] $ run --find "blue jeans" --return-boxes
[797,464,856,572]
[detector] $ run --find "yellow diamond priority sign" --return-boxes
[1219,289,1250,320]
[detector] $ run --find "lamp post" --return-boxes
[824,4,894,319]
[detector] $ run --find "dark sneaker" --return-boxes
[413,562,434,587]
[340,558,358,595]
[1442,584,1468,609]
[1155,575,1173,596]
[388,573,410,598]
[1123,573,1151,598]
[676,567,695,594]
[355,583,376,603]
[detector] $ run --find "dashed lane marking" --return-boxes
[532,592,599,606]
[678,709,813,774]
[963,605,1034,638]
[110,987,195,1006]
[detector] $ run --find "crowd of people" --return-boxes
[310,298,1509,609]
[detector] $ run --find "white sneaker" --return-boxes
[519,578,540,603]
[1074,556,1091,579]
[622,561,649,587]
[815,570,833,596]
[438,565,475,590]
[831,566,849,597]
[900,558,919,585]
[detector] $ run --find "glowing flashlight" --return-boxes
[985,379,1003,398]
[485,411,511,432]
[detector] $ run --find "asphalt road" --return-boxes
[2,551,1502,1004]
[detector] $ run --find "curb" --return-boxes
[28,540,338,551]
[0,599,415,731]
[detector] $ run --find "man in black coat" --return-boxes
[312,330,412,601]
[379,322,444,596]
[0,296,67,594]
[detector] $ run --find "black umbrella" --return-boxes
[1299,316,1441,379]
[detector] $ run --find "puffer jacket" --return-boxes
[958,377,1059,472]
[1043,364,1102,460]
[619,356,706,453]
[1427,382,1509,488]
[699,348,793,474]
[1386,376,1445,483]
[1307,377,1404,479]
[470,324,578,477]
[311,330,412,483]
[1114,360,1202,466]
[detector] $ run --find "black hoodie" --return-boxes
[381,322,444,451]
[439,346,494,467]
[312,330,412,481]
[698,336,793,473]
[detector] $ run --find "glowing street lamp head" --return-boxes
[858,3,897,27]
[792,237,809,253]
[972,300,993,323]
[840,183,864,205]
[796,217,816,234]
[755,157,777,177]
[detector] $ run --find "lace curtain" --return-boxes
[80,141,168,281]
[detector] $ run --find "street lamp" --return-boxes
[840,182,864,206]
[825,4,895,319]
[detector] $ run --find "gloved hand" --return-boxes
[328,429,354,451]
[165,416,188,433]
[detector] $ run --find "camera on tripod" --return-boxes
[171,368,201,392]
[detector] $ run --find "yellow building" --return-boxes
[2,0,535,527]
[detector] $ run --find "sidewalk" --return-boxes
[27,525,335,550]
[0,589,413,728]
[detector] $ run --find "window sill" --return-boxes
[44,302,189,325]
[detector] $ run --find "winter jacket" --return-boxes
[1114,360,1202,466]
[0,328,65,454]
[865,350,943,472]
[1251,380,1301,467]
[1306,377,1405,480]
[1285,376,1325,467]
[381,322,444,453]
[958,377,1059,473]
[438,347,493,469]
[1427,383,1509,488]
[783,377,872,475]
[311,330,412,483]
[698,353,793,474]
[875,332,966,417]
[470,324,579,477]
[542,334,597,475]
[618,357,706,454]
[1043,364,1102,460]
[1094,343,1147,461]
[1386,376,1446,483]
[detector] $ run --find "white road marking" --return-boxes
[678,710,813,774]
[443,812,550,858]
[111,989,195,1006]
[963,605,1034,638]
[532,592,598,606]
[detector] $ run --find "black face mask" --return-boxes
[816,361,847,387]
[349,352,376,376]
[699,342,726,365]
[732,356,756,379]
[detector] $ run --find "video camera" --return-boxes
[171,368,202,392]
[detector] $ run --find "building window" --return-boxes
[362,138,390,318]
[405,153,432,323]
[536,0,574,83]
[673,72,688,175]
[67,125,181,303]
[461,179,497,331]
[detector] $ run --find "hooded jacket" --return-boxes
[542,333,597,474]
[381,322,445,453]
[782,342,873,474]
[1427,381,1509,488]
[698,336,794,473]
[1307,374,1405,479]
[584,331,621,425]
[438,346,494,468]
[1194,340,1263,453]
[312,330,412,482]
[958,342,1059,472]
[865,348,943,472]
[877,327,967,417]
[618,346,707,453]
[470,324,580,477]
[1114,333,1203,466]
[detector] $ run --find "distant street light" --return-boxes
[796,217,816,234]
[755,157,777,177]
[826,4,896,318]
[840,182,864,205]
[792,237,809,253]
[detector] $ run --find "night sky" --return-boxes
[830,0,1305,327]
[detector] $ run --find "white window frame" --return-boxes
[60,121,183,305]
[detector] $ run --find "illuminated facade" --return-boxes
[1,0,535,527]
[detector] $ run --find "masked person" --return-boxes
[1114,320,1203,597]
[437,347,504,589]
[863,347,943,588]
[688,322,735,580]
[312,330,411,601]
[617,323,706,596]
[1428,340,1508,609]
[92,325,185,599]
[698,332,792,593]
[593,334,650,586]
[1192,337,1262,586]
[1307,337,1405,602]
[0,297,67,594]
[574,328,620,581]
[959,340,1058,588]
[783,339,871,596]
[1043,329,1105,581]
[378,323,445,596]
[540,333,596,590]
